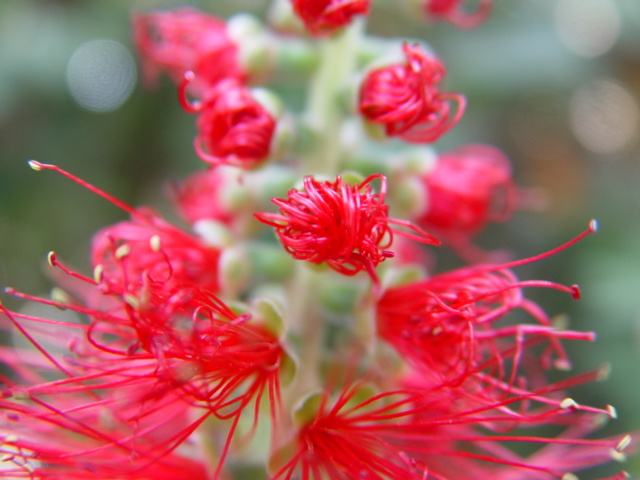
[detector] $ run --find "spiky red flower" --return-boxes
[416,144,517,260]
[180,78,276,169]
[423,0,492,29]
[254,174,438,282]
[290,0,371,36]
[359,43,466,143]
[377,222,598,392]
[92,209,222,297]
[132,8,244,94]
[271,382,630,480]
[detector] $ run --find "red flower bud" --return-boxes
[417,144,517,246]
[133,8,244,94]
[290,0,371,36]
[255,174,438,283]
[184,79,276,169]
[359,43,466,143]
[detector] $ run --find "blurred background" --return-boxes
[0,0,639,477]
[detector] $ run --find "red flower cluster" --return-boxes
[359,43,466,143]
[255,174,438,282]
[134,9,277,169]
[133,8,244,94]
[416,144,517,260]
[423,0,492,29]
[290,0,371,36]
[273,381,629,480]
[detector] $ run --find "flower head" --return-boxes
[92,209,222,297]
[423,0,492,29]
[290,0,371,36]
[132,8,244,94]
[416,144,517,259]
[183,79,276,169]
[359,43,466,143]
[255,174,438,282]
[377,221,598,392]
[271,381,629,480]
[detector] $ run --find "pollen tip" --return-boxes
[607,404,618,419]
[115,244,131,260]
[570,284,581,300]
[93,264,104,283]
[150,234,161,252]
[47,251,57,267]
[553,358,572,371]
[3,287,15,295]
[184,70,195,81]
[616,434,631,452]
[28,159,43,171]
[562,473,578,480]
[4,434,18,443]
[560,397,579,409]
[589,219,598,234]
[610,448,627,462]
[124,293,139,309]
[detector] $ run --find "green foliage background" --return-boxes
[1,0,639,477]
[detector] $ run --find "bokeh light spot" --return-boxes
[66,39,136,112]
[554,0,621,58]
[569,79,639,156]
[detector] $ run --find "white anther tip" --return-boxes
[616,434,631,452]
[28,160,42,171]
[560,398,579,409]
[589,219,598,234]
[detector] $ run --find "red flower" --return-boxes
[377,222,598,392]
[0,284,285,480]
[92,209,222,297]
[132,8,244,94]
[416,144,517,260]
[181,79,276,169]
[359,43,466,143]
[271,382,629,480]
[254,174,438,282]
[423,0,492,29]
[290,0,371,36]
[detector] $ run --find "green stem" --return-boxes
[305,19,364,176]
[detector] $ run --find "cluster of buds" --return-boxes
[0,2,634,480]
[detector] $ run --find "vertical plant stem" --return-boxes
[305,19,364,176]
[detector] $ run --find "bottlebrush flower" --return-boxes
[180,78,277,169]
[271,381,631,480]
[359,43,466,143]
[254,174,439,283]
[376,221,597,392]
[422,0,492,29]
[290,0,371,36]
[92,210,222,298]
[1,280,286,479]
[132,8,244,95]
[416,144,517,260]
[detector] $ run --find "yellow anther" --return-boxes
[560,398,579,409]
[150,234,161,252]
[616,434,631,452]
[93,264,104,283]
[610,448,627,462]
[124,293,139,309]
[115,244,130,260]
[47,251,57,267]
[606,405,618,419]
[27,160,42,171]
[561,473,578,480]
